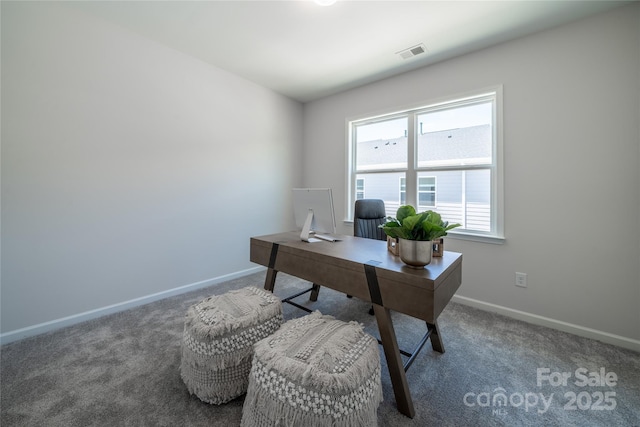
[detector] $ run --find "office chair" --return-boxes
[352,199,387,315]
[354,199,387,241]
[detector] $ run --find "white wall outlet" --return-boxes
[515,272,528,288]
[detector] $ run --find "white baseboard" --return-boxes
[451,295,640,353]
[4,274,638,353]
[0,267,264,346]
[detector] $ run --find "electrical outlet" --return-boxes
[515,272,527,288]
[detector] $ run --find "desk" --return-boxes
[250,231,463,418]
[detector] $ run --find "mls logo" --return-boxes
[492,408,508,416]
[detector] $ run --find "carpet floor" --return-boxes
[1,272,639,426]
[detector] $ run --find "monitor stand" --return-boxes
[300,209,321,242]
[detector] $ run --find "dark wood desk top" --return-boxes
[251,231,462,293]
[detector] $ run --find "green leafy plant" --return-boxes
[380,205,461,241]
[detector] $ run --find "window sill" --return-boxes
[344,220,504,244]
[447,231,505,245]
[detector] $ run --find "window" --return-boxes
[418,176,436,208]
[348,88,503,242]
[355,178,365,200]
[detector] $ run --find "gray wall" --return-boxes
[2,2,638,350]
[303,4,640,346]
[1,2,302,336]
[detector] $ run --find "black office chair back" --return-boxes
[354,199,387,241]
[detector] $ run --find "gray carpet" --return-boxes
[2,272,639,426]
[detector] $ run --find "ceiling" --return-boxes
[68,0,628,103]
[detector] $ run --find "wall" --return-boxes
[303,4,640,348]
[1,2,302,338]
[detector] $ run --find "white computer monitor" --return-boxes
[292,188,337,242]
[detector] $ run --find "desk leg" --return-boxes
[372,304,416,418]
[264,268,278,292]
[427,321,445,353]
[309,283,320,301]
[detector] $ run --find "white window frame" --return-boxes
[346,86,504,244]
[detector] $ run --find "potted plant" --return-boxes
[380,205,461,268]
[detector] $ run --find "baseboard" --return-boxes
[4,274,638,353]
[452,295,640,353]
[0,267,265,346]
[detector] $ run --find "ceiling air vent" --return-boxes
[397,43,427,60]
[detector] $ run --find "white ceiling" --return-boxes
[69,0,628,103]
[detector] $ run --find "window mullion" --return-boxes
[405,113,417,207]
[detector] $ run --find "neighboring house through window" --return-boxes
[355,178,365,200]
[418,176,436,208]
[348,87,504,242]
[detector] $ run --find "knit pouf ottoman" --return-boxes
[180,286,283,404]
[241,311,383,427]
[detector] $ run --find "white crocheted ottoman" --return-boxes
[241,311,383,427]
[180,286,283,404]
